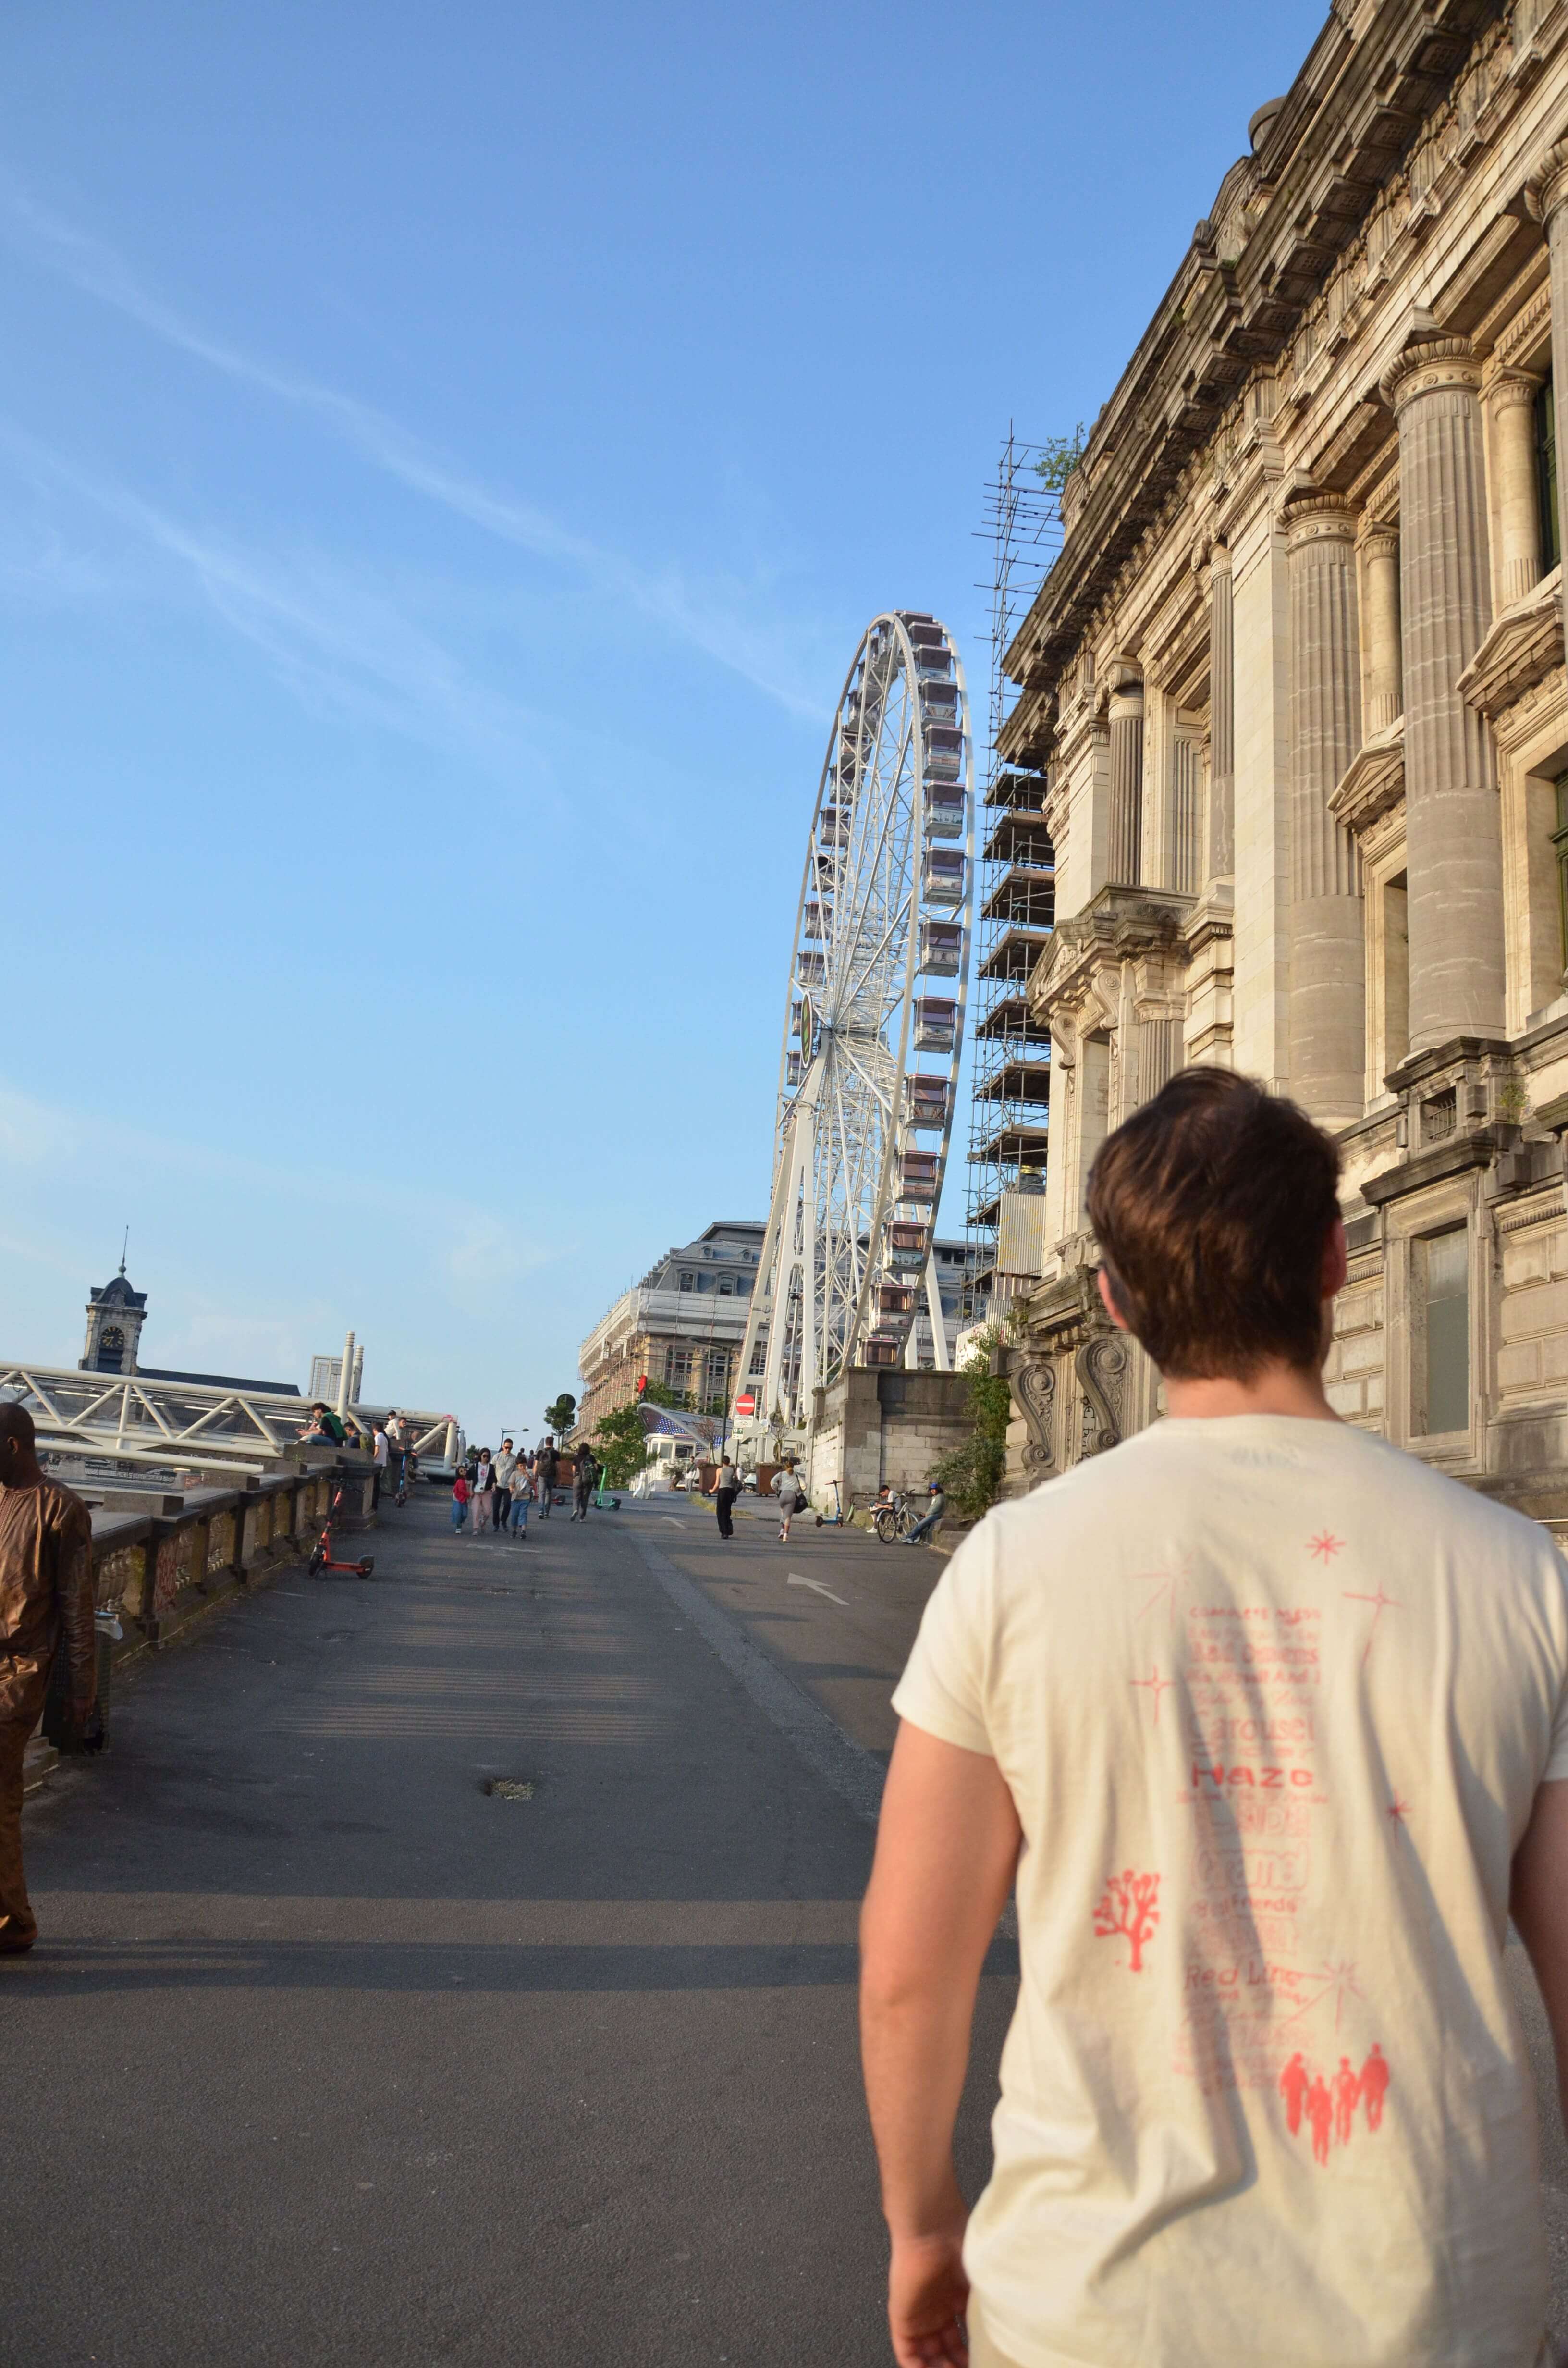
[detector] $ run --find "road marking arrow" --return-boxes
[788,1572,847,1606]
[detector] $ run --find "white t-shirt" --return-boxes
[494,1452,518,1487]
[893,1415,1568,2368]
[372,1431,389,1468]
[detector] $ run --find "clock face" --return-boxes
[101,1326,125,1355]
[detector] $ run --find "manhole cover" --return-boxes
[483,1778,535,1801]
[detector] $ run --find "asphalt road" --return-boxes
[13,1484,1568,2361]
[7,1488,1012,2368]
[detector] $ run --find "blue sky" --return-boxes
[0,0,1323,1443]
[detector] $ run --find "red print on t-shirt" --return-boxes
[1092,1870,1161,1971]
[1284,2045,1391,2165]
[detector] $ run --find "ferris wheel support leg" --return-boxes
[798,1099,819,1429]
[925,1252,951,1372]
[762,1109,809,1427]
[735,1138,792,1425]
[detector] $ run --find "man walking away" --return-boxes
[493,1438,519,1532]
[572,1450,596,1522]
[860,1068,1568,2368]
[535,1440,556,1518]
[710,1455,741,1539]
[371,1420,389,1510]
[0,1403,96,1955]
[902,1480,945,1548]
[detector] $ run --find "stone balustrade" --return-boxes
[23,1452,379,1792]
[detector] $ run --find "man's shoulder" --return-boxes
[39,1476,93,1540]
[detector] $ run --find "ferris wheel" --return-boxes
[734,610,974,1431]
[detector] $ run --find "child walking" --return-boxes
[451,1469,470,1534]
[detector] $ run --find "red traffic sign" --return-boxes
[735,1393,756,1416]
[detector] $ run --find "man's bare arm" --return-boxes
[1513,1778,1568,2137]
[861,1721,1022,2368]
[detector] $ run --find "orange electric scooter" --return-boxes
[307,1480,376,1579]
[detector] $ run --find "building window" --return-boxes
[1419,1227,1469,1437]
[1538,377,1560,575]
[1553,771,1568,976]
[1382,872,1409,1082]
[679,1272,694,1291]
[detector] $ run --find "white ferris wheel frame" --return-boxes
[734,610,975,1432]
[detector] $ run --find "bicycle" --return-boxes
[873,1493,915,1544]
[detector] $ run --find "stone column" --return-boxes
[1360,522,1401,733]
[1285,490,1365,1128]
[1382,331,1505,1052]
[1206,544,1235,877]
[1486,367,1544,609]
[1107,677,1144,886]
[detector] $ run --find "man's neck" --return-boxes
[1162,1362,1339,1423]
[0,1457,47,1489]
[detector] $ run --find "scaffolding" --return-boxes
[965,431,1064,1324]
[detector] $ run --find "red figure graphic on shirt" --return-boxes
[1279,2052,1310,2136]
[1360,2044,1390,2130]
[1333,2056,1361,2146]
[1092,1869,1160,1971]
[1306,2075,1334,2166]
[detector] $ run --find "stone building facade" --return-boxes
[1004,0,1568,1525]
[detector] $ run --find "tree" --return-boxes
[1093,1869,1160,1972]
[637,1376,685,1410]
[593,1403,651,1487]
[1034,424,1087,493]
[928,1328,1013,1521]
[543,1394,577,1442]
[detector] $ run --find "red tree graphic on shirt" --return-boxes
[1092,1869,1160,1971]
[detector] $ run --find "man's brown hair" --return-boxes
[1086,1067,1342,1379]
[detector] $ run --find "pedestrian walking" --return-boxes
[773,1458,804,1542]
[493,1438,519,1533]
[572,1449,596,1521]
[371,1420,389,1510]
[709,1455,741,1539]
[0,1403,97,1955]
[902,1480,946,1547]
[507,1461,533,1542]
[469,1449,495,1540]
[534,1440,557,1518]
[860,1067,1568,2368]
[450,1469,470,1534]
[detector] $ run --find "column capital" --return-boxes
[1483,364,1544,414]
[1282,488,1360,549]
[1357,515,1399,562]
[1525,137,1568,234]
[1382,332,1483,413]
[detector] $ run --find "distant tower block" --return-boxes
[82,1253,148,1375]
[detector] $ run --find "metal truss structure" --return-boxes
[0,1363,457,1480]
[736,611,974,1430]
[966,431,1062,1320]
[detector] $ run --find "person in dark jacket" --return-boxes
[0,1403,96,1954]
[572,1450,597,1521]
[534,1440,557,1517]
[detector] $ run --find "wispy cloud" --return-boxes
[0,181,831,720]
[0,414,560,768]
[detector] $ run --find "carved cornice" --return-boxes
[1329,719,1405,837]
[1004,0,1530,698]
[1456,565,1565,720]
[1493,273,1554,369]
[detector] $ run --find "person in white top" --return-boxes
[860,1067,1568,2368]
